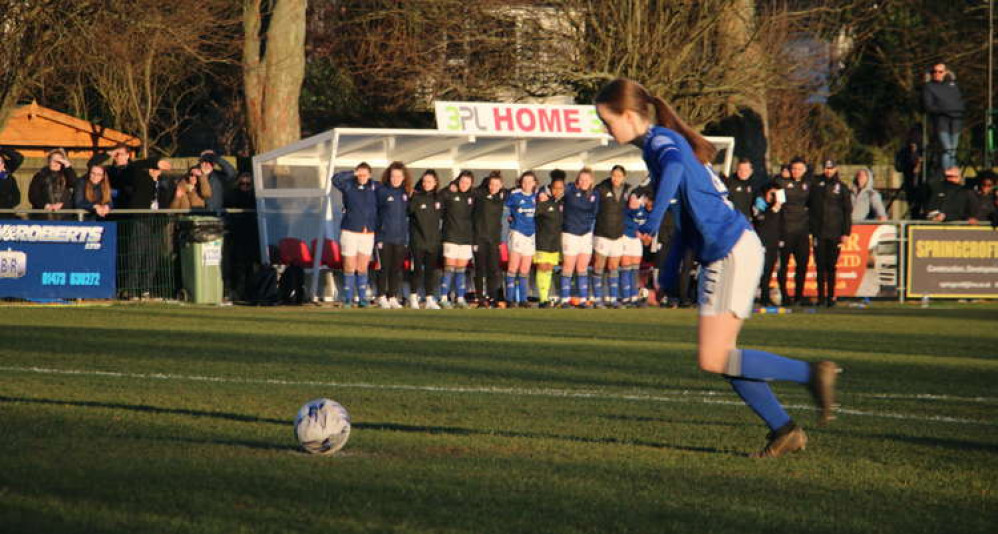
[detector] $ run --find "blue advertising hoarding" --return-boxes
[0,220,116,299]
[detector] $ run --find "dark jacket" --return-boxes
[28,166,76,209]
[472,186,507,244]
[332,171,379,233]
[723,175,755,221]
[409,189,443,251]
[73,177,114,213]
[202,154,237,212]
[593,178,631,239]
[126,158,173,210]
[534,192,564,253]
[0,147,24,210]
[972,190,996,221]
[441,185,476,245]
[375,184,409,245]
[809,173,852,239]
[753,199,781,248]
[562,182,599,236]
[926,180,975,222]
[922,79,965,119]
[774,175,812,238]
[86,152,131,207]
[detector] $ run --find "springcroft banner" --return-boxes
[765,224,899,299]
[435,101,608,137]
[906,225,998,298]
[0,220,116,299]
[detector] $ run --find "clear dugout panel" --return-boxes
[257,137,333,191]
[257,196,327,263]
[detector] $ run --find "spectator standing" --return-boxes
[894,132,924,218]
[28,149,76,218]
[592,165,631,308]
[374,161,412,309]
[923,63,965,170]
[88,144,135,207]
[74,163,114,218]
[775,156,812,306]
[224,172,259,302]
[471,171,507,307]
[850,167,888,222]
[197,150,237,212]
[724,159,756,221]
[926,168,976,223]
[534,172,565,307]
[332,162,379,308]
[971,172,996,222]
[408,170,444,309]
[122,157,173,298]
[0,147,24,215]
[168,166,212,209]
[809,160,852,307]
[753,182,783,306]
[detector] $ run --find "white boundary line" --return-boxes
[0,365,994,427]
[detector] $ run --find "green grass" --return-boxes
[0,302,996,533]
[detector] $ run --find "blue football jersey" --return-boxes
[506,188,537,236]
[641,126,750,264]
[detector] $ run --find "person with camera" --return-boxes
[169,165,213,210]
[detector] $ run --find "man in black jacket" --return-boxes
[923,63,965,170]
[775,157,812,306]
[592,165,631,307]
[926,167,976,223]
[809,160,853,307]
[471,171,507,307]
[0,147,24,215]
[121,157,174,298]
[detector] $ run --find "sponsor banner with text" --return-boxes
[0,220,116,299]
[906,225,998,298]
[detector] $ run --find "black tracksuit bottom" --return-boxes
[377,243,407,299]
[813,238,841,302]
[759,241,780,304]
[473,239,502,301]
[410,246,441,298]
[778,232,810,303]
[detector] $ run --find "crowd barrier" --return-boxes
[0,209,258,301]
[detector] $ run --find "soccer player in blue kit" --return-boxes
[505,171,539,307]
[595,78,840,458]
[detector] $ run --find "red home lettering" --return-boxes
[537,108,563,133]
[493,107,515,131]
[515,108,537,132]
[564,109,581,133]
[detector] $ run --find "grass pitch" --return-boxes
[1,302,995,533]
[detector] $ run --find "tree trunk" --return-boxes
[243,0,307,155]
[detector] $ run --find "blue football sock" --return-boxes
[506,273,517,302]
[440,268,454,300]
[738,349,811,383]
[356,272,369,301]
[607,269,619,301]
[729,378,792,431]
[591,270,603,300]
[629,268,639,299]
[517,274,529,303]
[343,271,355,304]
[578,272,589,300]
[619,269,631,301]
[560,275,572,300]
[454,270,466,300]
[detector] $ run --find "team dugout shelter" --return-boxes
[251,101,735,300]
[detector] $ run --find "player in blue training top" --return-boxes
[595,78,840,458]
[620,188,651,307]
[504,171,539,307]
[559,168,600,308]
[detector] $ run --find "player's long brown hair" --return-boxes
[381,160,413,194]
[594,78,716,165]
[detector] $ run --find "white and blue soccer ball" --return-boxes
[294,398,351,455]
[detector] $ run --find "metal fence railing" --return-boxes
[0,209,258,301]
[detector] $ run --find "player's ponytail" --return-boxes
[596,78,716,165]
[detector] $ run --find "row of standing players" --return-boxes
[331,155,853,310]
